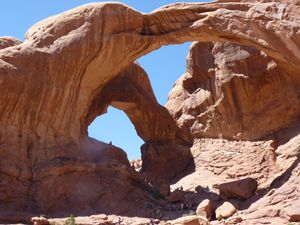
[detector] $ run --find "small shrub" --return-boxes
[64,215,77,225]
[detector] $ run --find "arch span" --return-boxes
[1,1,299,140]
[85,62,193,181]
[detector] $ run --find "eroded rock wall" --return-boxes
[167,41,300,140]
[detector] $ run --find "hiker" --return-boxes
[203,185,210,193]
[155,206,162,218]
[117,217,123,225]
[169,204,177,211]
[180,203,184,211]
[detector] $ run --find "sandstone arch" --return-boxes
[85,62,194,182]
[1,1,299,142]
[1,0,300,218]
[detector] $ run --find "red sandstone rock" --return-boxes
[213,178,258,200]
[167,42,300,141]
[0,36,21,49]
[167,189,186,203]
[0,1,300,225]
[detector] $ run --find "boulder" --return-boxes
[196,199,213,220]
[171,215,209,225]
[214,178,258,200]
[215,202,236,220]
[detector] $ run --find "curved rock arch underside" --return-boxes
[1,0,300,224]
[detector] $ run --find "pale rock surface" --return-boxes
[215,202,236,220]
[31,217,50,225]
[130,159,142,172]
[279,200,300,222]
[285,200,300,222]
[196,199,213,220]
[171,215,209,225]
[224,216,243,224]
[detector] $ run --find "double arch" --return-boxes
[0,0,300,215]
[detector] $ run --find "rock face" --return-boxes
[0,37,21,49]
[0,0,300,224]
[284,200,300,222]
[167,41,300,141]
[169,41,300,224]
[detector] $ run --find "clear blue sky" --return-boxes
[0,0,210,160]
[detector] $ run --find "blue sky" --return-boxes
[0,0,210,159]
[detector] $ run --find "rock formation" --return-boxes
[85,62,193,181]
[0,37,21,49]
[167,42,300,140]
[0,0,300,224]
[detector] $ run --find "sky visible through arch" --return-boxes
[0,0,211,160]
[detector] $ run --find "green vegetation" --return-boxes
[64,215,77,225]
